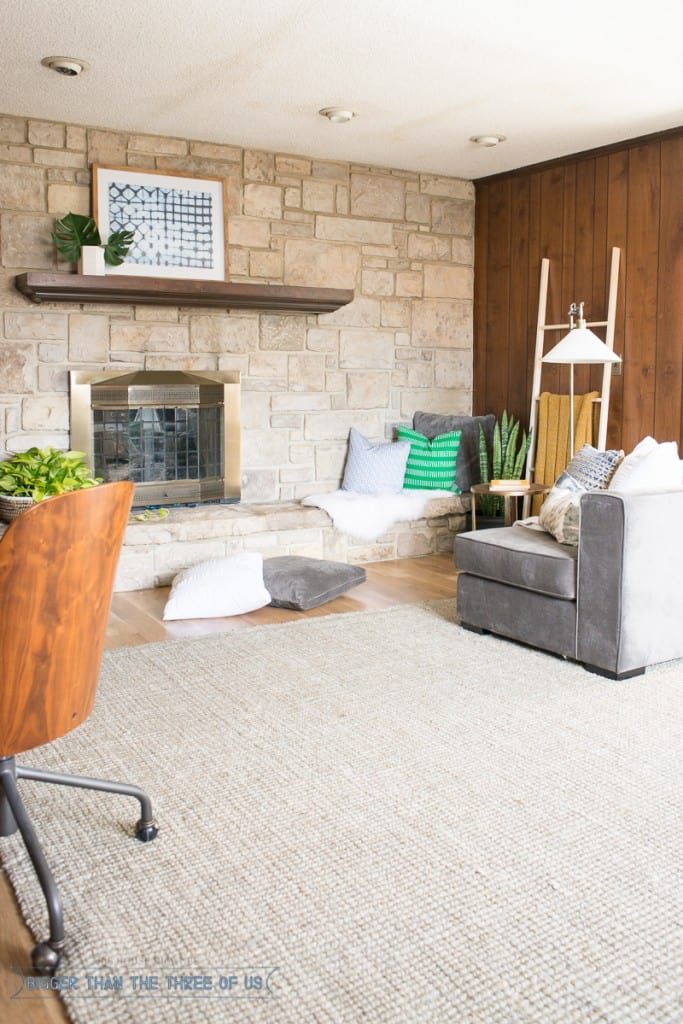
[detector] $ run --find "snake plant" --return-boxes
[477,411,532,515]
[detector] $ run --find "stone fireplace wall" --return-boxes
[0,113,474,502]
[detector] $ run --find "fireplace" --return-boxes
[69,371,240,507]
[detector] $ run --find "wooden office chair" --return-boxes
[0,482,157,974]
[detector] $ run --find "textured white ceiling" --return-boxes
[4,0,683,179]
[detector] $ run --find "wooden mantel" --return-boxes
[14,273,354,314]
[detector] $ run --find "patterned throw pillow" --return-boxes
[559,443,623,490]
[341,427,411,495]
[396,426,461,493]
[539,444,624,546]
[538,483,583,546]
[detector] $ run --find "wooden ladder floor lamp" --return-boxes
[526,247,622,489]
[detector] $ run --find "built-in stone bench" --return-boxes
[115,494,470,591]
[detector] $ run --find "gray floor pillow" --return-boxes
[263,556,367,610]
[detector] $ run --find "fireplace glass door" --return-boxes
[70,371,240,506]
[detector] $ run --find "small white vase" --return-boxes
[78,246,106,276]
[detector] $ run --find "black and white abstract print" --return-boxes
[108,181,215,269]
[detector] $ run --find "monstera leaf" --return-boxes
[102,228,135,266]
[51,213,101,262]
[51,212,134,266]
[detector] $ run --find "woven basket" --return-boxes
[0,494,36,523]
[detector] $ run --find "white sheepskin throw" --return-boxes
[302,489,450,541]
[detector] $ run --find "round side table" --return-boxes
[469,482,550,529]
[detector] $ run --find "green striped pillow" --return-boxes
[397,426,461,493]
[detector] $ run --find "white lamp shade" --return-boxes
[543,326,621,365]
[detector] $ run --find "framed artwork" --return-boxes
[93,165,228,281]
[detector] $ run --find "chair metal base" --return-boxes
[0,755,157,974]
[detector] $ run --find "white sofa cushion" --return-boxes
[609,436,682,492]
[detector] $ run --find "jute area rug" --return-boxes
[2,601,681,1024]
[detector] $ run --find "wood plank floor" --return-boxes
[0,553,457,1024]
[105,551,458,648]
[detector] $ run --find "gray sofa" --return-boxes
[454,488,683,679]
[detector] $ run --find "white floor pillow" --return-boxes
[163,552,271,620]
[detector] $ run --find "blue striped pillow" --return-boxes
[397,426,461,493]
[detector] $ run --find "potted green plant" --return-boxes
[476,410,532,519]
[0,447,102,523]
[51,212,134,276]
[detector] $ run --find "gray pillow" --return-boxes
[263,556,367,610]
[341,427,410,494]
[413,412,495,493]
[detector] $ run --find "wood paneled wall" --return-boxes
[473,129,683,452]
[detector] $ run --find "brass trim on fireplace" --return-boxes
[69,370,241,506]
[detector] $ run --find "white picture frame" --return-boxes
[93,165,228,281]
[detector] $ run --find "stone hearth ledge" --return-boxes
[115,495,470,592]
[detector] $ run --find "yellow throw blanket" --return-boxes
[532,391,598,512]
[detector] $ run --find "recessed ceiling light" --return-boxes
[319,107,357,124]
[470,134,506,148]
[41,56,89,77]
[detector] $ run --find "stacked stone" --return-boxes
[116,496,468,592]
[0,112,474,506]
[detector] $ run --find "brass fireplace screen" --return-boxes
[69,371,240,507]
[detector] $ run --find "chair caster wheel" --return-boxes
[32,941,61,975]
[135,820,158,843]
